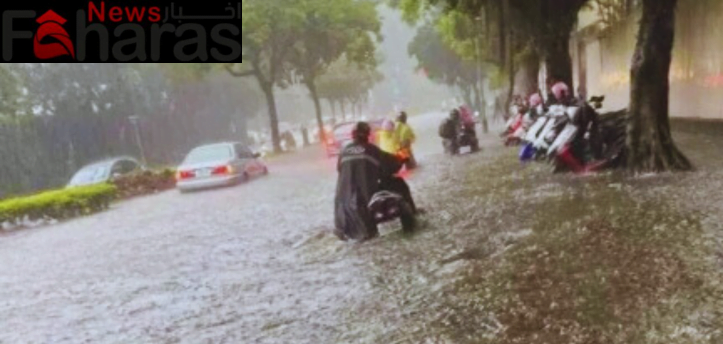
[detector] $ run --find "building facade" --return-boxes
[572,0,723,119]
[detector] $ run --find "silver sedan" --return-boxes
[175,142,268,192]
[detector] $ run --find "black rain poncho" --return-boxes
[334,142,402,240]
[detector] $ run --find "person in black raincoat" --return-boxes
[334,122,417,241]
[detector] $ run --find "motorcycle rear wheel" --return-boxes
[399,201,417,233]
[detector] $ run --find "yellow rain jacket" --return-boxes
[378,130,399,154]
[395,121,416,148]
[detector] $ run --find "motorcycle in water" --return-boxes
[443,121,480,155]
[444,130,480,155]
[367,176,417,233]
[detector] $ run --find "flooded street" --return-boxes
[2,113,723,344]
[0,112,449,344]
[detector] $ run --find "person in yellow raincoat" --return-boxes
[395,112,417,169]
[378,119,399,154]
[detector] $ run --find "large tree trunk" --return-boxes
[472,82,489,133]
[259,82,282,153]
[542,29,574,93]
[504,43,516,119]
[306,80,326,143]
[626,0,692,172]
[517,51,540,96]
[498,0,507,66]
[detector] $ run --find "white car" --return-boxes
[175,142,268,192]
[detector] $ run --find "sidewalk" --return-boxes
[306,125,723,343]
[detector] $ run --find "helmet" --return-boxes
[381,119,395,131]
[551,82,570,101]
[529,93,543,107]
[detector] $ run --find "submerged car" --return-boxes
[67,157,144,188]
[175,142,268,192]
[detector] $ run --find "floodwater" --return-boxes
[1,113,722,343]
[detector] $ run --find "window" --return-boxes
[183,145,234,164]
[118,160,139,174]
[235,144,254,158]
[68,165,110,186]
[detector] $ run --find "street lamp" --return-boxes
[128,115,147,165]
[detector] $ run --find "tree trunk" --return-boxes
[328,99,337,125]
[498,0,507,66]
[306,80,326,143]
[543,33,574,93]
[541,21,575,94]
[340,100,346,121]
[504,40,516,119]
[626,0,692,172]
[472,82,489,133]
[478,79,488,126]
[461,85,473,109]
[518,51,541,96]
[259,82,282,153]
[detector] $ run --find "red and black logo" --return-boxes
[34,10,75,59]
[2,0,241,62]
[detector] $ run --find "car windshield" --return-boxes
[68,164,110,186]
[183,145,233,164]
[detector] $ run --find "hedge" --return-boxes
[0,184,117,227]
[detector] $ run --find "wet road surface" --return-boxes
[3,114,722,344]
[0,112,455,344]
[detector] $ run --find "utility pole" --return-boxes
[128,115,147,165]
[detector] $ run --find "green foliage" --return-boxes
[316,57,384,104]
[287,0,382,134]
[435,11,478,61]
[398,0,425,24]
[242,0,308,85]
[155,63,213,82]
[0,63,257,198]
[408,23,476,87]
[0,184,117,226]
[0,65,26,118]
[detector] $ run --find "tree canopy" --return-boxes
[288,0,381,140]
[0,64,259,197]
